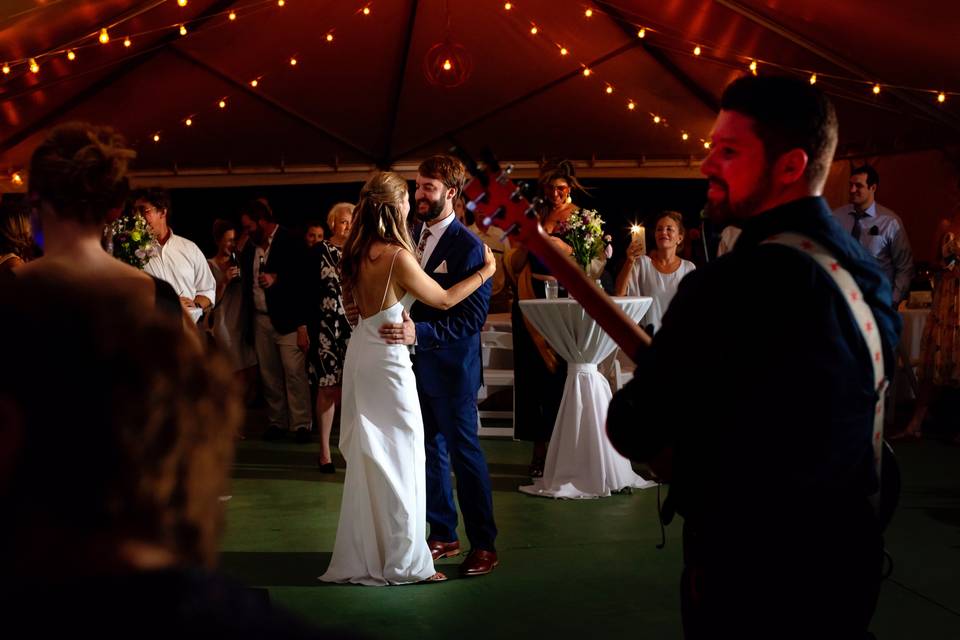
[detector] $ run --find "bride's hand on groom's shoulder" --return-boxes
[379,310,415,345]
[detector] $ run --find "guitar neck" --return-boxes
[524,228,651,361]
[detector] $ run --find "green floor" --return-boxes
[220,434,960,639]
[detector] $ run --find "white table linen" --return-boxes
[518,297,655,498]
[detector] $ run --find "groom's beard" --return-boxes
[415,197,446,223]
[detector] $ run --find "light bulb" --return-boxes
[682,132,689,141]
[749,60,757,74]
[218,99,226,108]
[153,133,161,142]
[605,85,613,94]
[362,6,370,15]
[250,79,259,87]
[67,50,76,60]
[637,28,645,38]
[11,172,23,186]
[229,11,237,20]
[278,0,285,6]
[627,101,635,110]
[290,57,297,66]
[653,115,661,124]
[442,59,452,71]
[99,28,110,44]
[2,63,9,74]
[703,141,711,149]
[178,0,187,6]
[560,47,568,56]
[504,2,512,9]
[809,73,817,85]
[582,67,591,77]
[872,83,880,95]
[124,37,132,47]
[179,24,187,35]
[326,33,334,42]
[185,118,193,126]
[938,92,946,103]
[693,45,701,56]
[29,58,39,73]
[585,9,593,17]
[530,25,538,35]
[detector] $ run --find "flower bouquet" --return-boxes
[554,208,612,280]
[106,213,158,269]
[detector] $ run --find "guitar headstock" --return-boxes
[454,148,542,243]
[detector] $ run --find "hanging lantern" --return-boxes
[423,39,472,88]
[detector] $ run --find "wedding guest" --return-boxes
[466,196,513,313]
[304,220,325,248]
[309,202,354,472]
[615,211,696,335]
[0,198,33,277]
[0,283,332,639]
[13,122,183,323]
[894,213,960,442]
[504,159,583,477]
[207,219,258,396]
[135,187,217,323]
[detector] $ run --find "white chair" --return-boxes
[478,330,515,438]
[613,349,636,390]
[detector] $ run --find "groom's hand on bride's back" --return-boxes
[380,310,416,345]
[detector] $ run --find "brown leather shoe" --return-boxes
[427,539,461,561]
[459,549,498,576]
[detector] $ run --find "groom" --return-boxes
[380,155,499,576]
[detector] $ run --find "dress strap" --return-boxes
[379,248,403,313]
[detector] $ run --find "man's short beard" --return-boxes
[704,172,774,224]
[415,197,446,223]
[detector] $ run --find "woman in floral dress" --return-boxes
[311,202,355,471]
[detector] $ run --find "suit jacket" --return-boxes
[242,225,308,336]
[411,217,491,398]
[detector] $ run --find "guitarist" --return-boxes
[606,75,900,639]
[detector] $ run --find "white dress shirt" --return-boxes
[418,212,456,268]
[144,230,216,322]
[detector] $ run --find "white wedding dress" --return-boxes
[319,278,436,585]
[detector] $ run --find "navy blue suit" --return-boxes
[411,217,497,552]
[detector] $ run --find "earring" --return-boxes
[566,195,573,204]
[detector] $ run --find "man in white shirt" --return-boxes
[831,164,913,304]
[134,188,215,323]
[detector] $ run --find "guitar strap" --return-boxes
[763,233,886,513]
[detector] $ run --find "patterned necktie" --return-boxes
[415,227,431,264]
[851,209,867,242]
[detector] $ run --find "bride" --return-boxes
[319,171,495,585]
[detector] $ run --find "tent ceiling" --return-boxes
[1,0,958,189]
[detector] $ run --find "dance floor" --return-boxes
[220,416,960,639]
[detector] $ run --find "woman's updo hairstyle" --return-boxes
[28,122,136,226]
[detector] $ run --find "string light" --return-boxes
[637,28,645,38]
[67,50,76,61]
[185,117,193,126]
[28,58,39,73]
[693,45,701,56]
[872,83,881,95]
[179,24,187,36]
[584,9,593,17]
[11,172,23,186]
[277,0,285,6]
[124,37,132,47]
[177,0,187,6]
[99,28,110,44]
[682,132,689,141]
[582,67,591,77]
[442,59,453,71]
[809,73,817,85]
[559,46,568,56]
[250,78,259,87]
[2,63,9,74]
[653,115,661,124]
[605,85,613,94]
[218,98,227,109]
[530,25,538,35]
[703,141,711,149]
[749,60,757,75]
[504,2,512,9]
[362,6,370,15]
[229,11,237,20]
[938,92,946,103]
[289,56,297,66]
[326,32,334,42]
[153,133,160,142]
[627,100,635,110]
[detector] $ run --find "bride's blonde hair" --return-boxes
[340,171,415,290]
